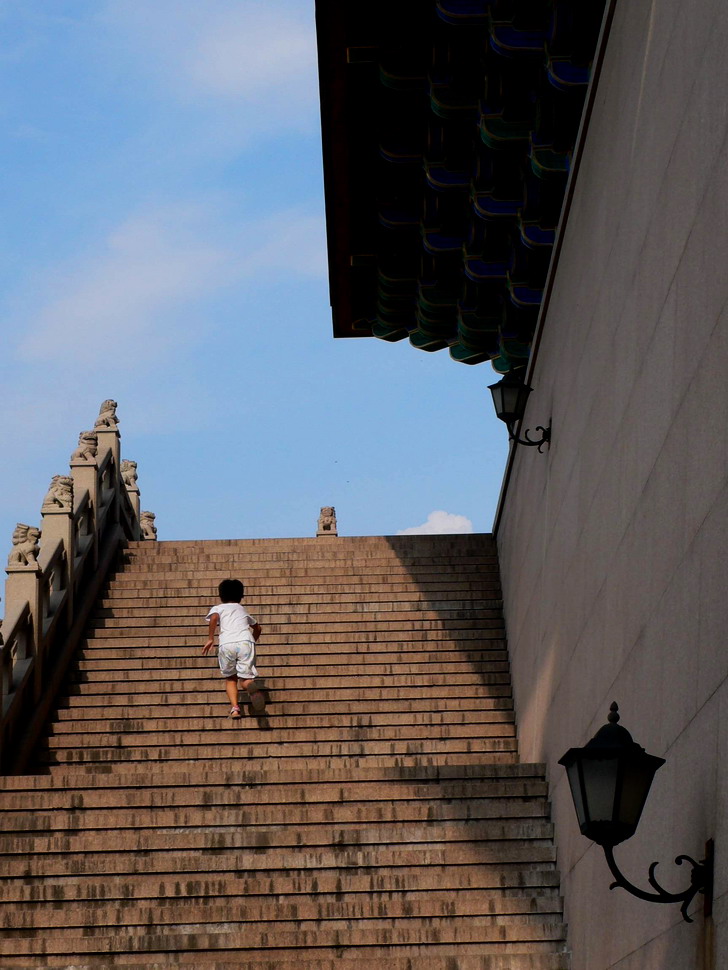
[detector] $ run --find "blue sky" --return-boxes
[0,0,509,550]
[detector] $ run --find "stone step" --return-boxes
[38,757,522,777]
[1,838,557,878]
[116,561,501,577]
[39,738,520,767]
[58,685,514,708]
[53,696,513,718]
[1,952,566,970]
[89,608,503,628]
[1,795,548,833]
[2,914,565,947]
[68,660,511,681]
[42,722,518,751]
[1,885,563,929]
[102,580,500,599]
[87,617,504,647]
[0,775,544,811]
[107,585,502,599]
[0,952,568,970]
[124,534,495,547]
[95,596,503,613]
[122,542,496,554]
[2,815,553,857]
[116,564,500,578]
[0,761,546,792]
[106,570,500,587]
[33,750,529,777]
[43,718,515,761]
[115,552,500,568]
[123,539,496,556]
[78,629,507,666]
[74,646,510,665]
[83,629,502,646]
[122,546,499,556]
[108,569,499,584]
[0,862,559,904]
[86,618,505,636]
[47,709,516,733]
[62,672,512,694]
[0,922,566,959]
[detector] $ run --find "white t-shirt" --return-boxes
[206,603,257,646]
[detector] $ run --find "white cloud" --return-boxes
[16,205,228,367]
[245,212,327,278]
[397,511,475,536]
[99,0,318,127]
[190,7,316,99]
[13,202,326,369]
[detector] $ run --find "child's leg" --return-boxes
[225,676,240,710]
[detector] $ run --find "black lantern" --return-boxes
[558,701,665,847]
[488,372,550,451]
[560,703,713,922]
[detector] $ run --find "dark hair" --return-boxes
[218,579,245,603]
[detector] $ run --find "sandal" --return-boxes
[229,706,241,719]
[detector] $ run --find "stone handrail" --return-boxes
[0,401,154,773]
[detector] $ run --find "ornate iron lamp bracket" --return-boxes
[603,840,714,923]
[507,422,551,453]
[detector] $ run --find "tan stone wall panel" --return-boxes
[497,0,728,966]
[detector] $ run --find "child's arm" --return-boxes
[251,622,262,642]
[202,614,219,654]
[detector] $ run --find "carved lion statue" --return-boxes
[120,460,138,488]
[140,510,157,540]
[8,524,42,567]
[42,475,73,510]
[71,431,98,463]
[94,399,119,428]
[317,506,337,536]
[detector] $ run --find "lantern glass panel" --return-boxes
[565,760,586,829]
[500,383,522,419]
[618,755,662,832]
[581,756,619,824]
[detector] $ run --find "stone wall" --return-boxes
[496,0,728,966]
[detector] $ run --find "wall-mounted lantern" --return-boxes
[559,703,713,922]
[488,372,551,452]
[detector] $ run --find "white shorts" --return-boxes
[217,640,258,680]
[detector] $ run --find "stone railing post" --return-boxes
[70,455,99,568]
[40,501,74,626]
[4,527,42,657]
[120,460,141,529]
[95,425,120,470]
[126,485,141,520]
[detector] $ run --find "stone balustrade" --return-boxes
[0,400,151,773]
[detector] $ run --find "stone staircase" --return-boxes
[0,534,568,968]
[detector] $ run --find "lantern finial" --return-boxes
[608,702,620,724]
